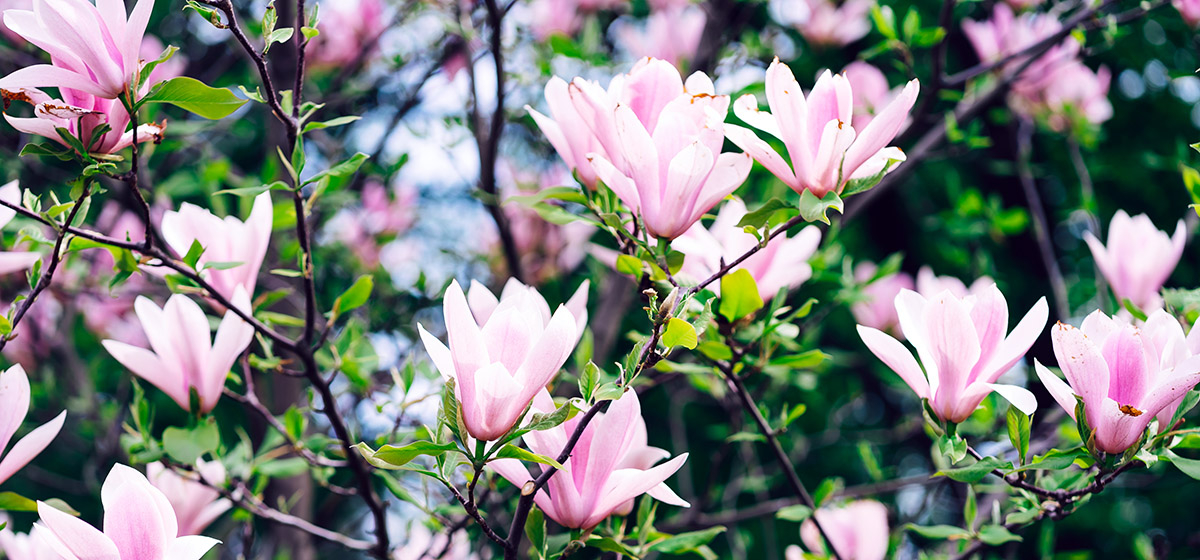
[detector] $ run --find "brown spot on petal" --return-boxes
[1119,404,1144,417]
[1,89,30,110]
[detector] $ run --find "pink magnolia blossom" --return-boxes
[962,5,1078,86]
[613,4,706,69]
[500,163,592,283]
[146,459,231,537]
[1084,210,1185,312]
[1139,310,1200,431]
[843,61,903,131]
[850,263,914,338]
[309,0,389,67]
[418,279,588,441]
[140,35,186,84]
[771,0,872,47]
[0,0,31,43]
[1,86,164,154]
[34,464,219,560]
[915,266,994,300]
[572,58,751,239]
[325,181,417,268]
[0,365,66,486]
[0,0,155,98]
[1175,0,1200,27]
[159,192,273,300]
[489,389,689,529]
[526,76,608,188]
[858,286,1047,423]
[1038,63,1112,132]
[725,59,918,198]
[1035,312,1200,454]
[673,198,821,301]
[790,500,889,560]
[101,289,255,414]
[0,525,57,560]
[527,0,625,39]
[0,181,41,276]
[1004,0,1044,9]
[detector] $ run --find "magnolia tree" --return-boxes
[1,0,1200,558]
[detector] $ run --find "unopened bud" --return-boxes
[658,287,680,319]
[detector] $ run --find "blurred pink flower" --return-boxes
[393,522,476,560]
[528,0,626,39]
[102,289,255,414]
[309,0,389,67]
[34,464,219,560]
[673,198,821,301]
[500,163,592,282]
[326,181,417,268]
[140,35,187,84]
[78,204,149,347]
[915,266,994,300]
[791,500,889,560]
[726,59,918,198]
[0,524,57,560]
[489,389,688,529]
[0,365,66,486]
[843,61,904,131]
[158,192,273,300]
[1084,210,1185,312]
[1022,62,1112,132]
[574,58,751,239]
[772,0,872,47]
[850,263,914,338]
[858,285,1046,423]
[146,459,231,537]
[418,279,587,440]
[614,4,706,69]
[0,0,155,98]
[1036,312,1200,454]
[1176,0,1200,26]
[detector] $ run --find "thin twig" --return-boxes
[1016,119,1069,319]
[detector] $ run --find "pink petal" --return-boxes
[1035,360,1078,420]
[856,325,929,399]
[0,410,64,486]
[36,500,120,560]
[842,79,918,178]
[1050,321,1109,412]
[0,364,31,457]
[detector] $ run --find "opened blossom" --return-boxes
[489,389,689,529]
[770,0,872,47]
[34,464,219,560]
[101,289,255,414]
[1139,310,1200,431]
[725,59,918,198]
[419,279,588,441]
[0,0,155,98]
[158,191,273,300]
[2,85,164,154]
[309,0,389,67]
[1084,210,1185,312]
[146,459,231,537]
[788,500,889,560]
[1035,311,1200,454]
[850,264,913,338]
[1175,0,1200,26]
[573,58,752,239]
[0,523,56,560]
[858,285,1047,423]
[673,198,822,301]
[916,266,994,300]
[0,365,66,487]
[613,4,705,69]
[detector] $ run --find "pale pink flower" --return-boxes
[793,500,889,560]
[1139,310,1200,431]
[962,5,1080,98]
[418,279,588,441]
[1175,0,1200,27]
[0,524,58,560]
[101,289,255,414]
[0,181,42,276]
[1004,0,1044,9]
[915,266,994,300]
[725,59,918,198]
[0,0,155,98]
[309,0,389,67]
[1030,62,1112,132]
[614,4,706,69]
[1084,210,1185,312]
[673,198,821,301]
[489,389,688,529]
[1035,311,1200,454]
[772,0,872,47]
[325,181,417,268]
[158,192,273,300]
[858,286,1046,423]
[34,464,219,560]
[1,86,164,154]
[146,459,231,537]
[850,263,914,338]
[500,163,593,283]
[0,365,66,486]
[528,0,582,40]
[572,58,751,239]
[526,76,609,188]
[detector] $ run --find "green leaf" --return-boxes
[141,77,248,119]
[162,419,220,464]
[504,186,588,207]
[1007,407,1031,465]
[333,275,374,315]
[1010,447,1087,474]
[978,525,1023,545]
[774,505,812,522]
[798,189,844,225]
[256,457,307,478]
[0,491,37,512]
[1164,450,1200,480]
[735,197,790,230]
[935,456,1010,483]
[214,181,288,197]
[302,115,361,133]
[525,506,547,560]
[138,44,179,89]
[904,524,970,540]
[769,349,829,370]
[182,239,205,270]
[651,526,726,554]
[356,441,460,469]
[842,156,901,196]
[616,254,644,276]
[662,318,698,350]
[264,27,294,53]
[18,142,73,161]
[587,536,639,556]
[303,152,369,190]
[492,444,566,471]
[579,361,601,402]
[718,269,764,321]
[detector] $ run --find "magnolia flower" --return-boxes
[159,192,273,300]
[915,266,994,300]
[309,0,389,67]
[146,460,231,537]
[0,365,66,486]
[324,181,417,268]
[673,198,821,301]
[1035,312,1200,454]
[1084,210,1185,312]
[34,464,220,560]
[1175,0,1200,27]
[850,263,914,338]
[2,86,164,154]
[500,163,592,283]
[527,75,608,188]
[101,289,255,414]
[844,61,904,131]
[418,279,587,441]
[0,524,57,560]
[575,58,752,239]
[613,4,706,69]
[790,500,889,560]
[1140,310,1200,431]
[770,0,872,47]
[0,0,155,98]
[725,59,918,198]
[527,0,625,39]
[1036,63,1112,132]
[0,0,31,43]
[858,285,1047,423]
[962,5,1079,98]
[0,181,41,275]
[490,389,689,529]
